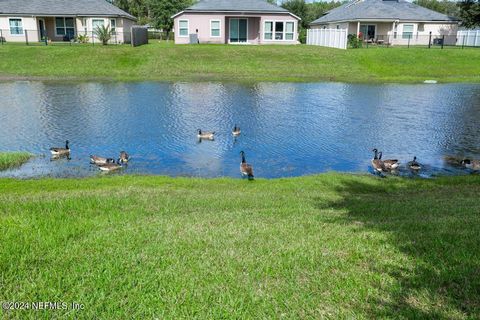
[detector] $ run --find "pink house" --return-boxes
[172,0,300,45]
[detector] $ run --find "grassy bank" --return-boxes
[0,42,479,83]
[0,152,32,171]
[1,173,479,318]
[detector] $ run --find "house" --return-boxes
[172,0,301,45]
[0,0,136,43]
[310,0,460,46]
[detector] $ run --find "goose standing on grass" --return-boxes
[240,151,254,180]
[119,151,130,163]
[378,152,400,170]
[232,124,241,136]
[90,155,115,165]
[408,156,422,171]
[197,129,215,140]
[461,159,480,170]
[98,159,123,172]
[371,149,386,173]
[50,140,70,156]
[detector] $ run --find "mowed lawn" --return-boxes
[0,41,479,83]
[1,174,480,319]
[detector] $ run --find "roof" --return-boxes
[0,0,136,20]
[172,0,300,19]
[311,0,459,25]
[186,0,288,12]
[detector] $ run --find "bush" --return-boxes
[76,34,90,44]
[347,34,362,48]
[298,28,307,44]
[94,25,113,45]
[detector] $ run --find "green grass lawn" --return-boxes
[0,42,479,83]
[1,173,479,318]
[0,152,32,171]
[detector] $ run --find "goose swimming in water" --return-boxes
[232,125,241,136]
[97,159,123,172]
[90,155,115,165]
[371,149,386,173]
[50,140,70,156]
[407,156,422,171]
[197,129,215,140]
[461,159,480,170]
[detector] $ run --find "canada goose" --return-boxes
[90,155,115,165]
[371,149,386,173]
[197,129,215,140]
[407,156,422,171]
[461,159,480,170]
[119,151,130,163]
[240,151,254,180]
[98,159,123,172]
[232,125,241,136]
[50,140,70,156]
[378,152,400,170]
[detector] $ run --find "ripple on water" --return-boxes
[1,81,480,179]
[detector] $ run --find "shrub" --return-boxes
[76,34,90,44]
[298,28,307,44]
[94,25,112,45]
[347,34,362,48]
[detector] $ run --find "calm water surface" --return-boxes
[1,81,480,178]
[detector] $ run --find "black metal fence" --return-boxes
[0,29,135,46]
[351,32,480,49]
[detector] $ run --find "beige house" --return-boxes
[172,0,301,45]
[0,0,136,44]
[310,0,460,46]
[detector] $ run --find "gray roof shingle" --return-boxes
[185,0,288,13]
[311,0,458,25]
[0,0,136,20]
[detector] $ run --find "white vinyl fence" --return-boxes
[457,30,480,47]
[306,28,348,50]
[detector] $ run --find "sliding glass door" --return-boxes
[229,18,247,43]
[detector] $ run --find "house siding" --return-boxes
[0,15,135,43]
[173,12,299,45]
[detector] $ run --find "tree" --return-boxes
[413,0,459,17]
[458,0,480,28]
[281,0,308,29]
[148,0,194,35]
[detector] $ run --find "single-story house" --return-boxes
[310,0,460,46]
[172,0,301,45]
[0,0,136,43]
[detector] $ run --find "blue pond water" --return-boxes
[1,81,480,178]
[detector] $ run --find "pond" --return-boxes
[1,81,480,179]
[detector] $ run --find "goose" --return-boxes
[232,125,241,136]
[239,151,254,180]
[197,129,215,140]
[119,151,130,163]
[461,159,480,170]
[90,155,115,165]
[98,159,123,172]
[371,149,386,173]
[378,152,399,170]
[407,156,422,171]
[50,140,70,156]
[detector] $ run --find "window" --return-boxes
[9,18,23,35]
[264,21,273,40]
[179,20,189,37]
[92,19,105,30]
[275,21,284,40]
[286,22,294,40]
[110,19,116,33]
[210,20,220,37]
[55,17,75,37]
[402,24,413,39]
[264,21,295,41]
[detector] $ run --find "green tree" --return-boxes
[281,0,308,29]
[148,0,194,36]
[458,0,480,28]
[413,0,459,17]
